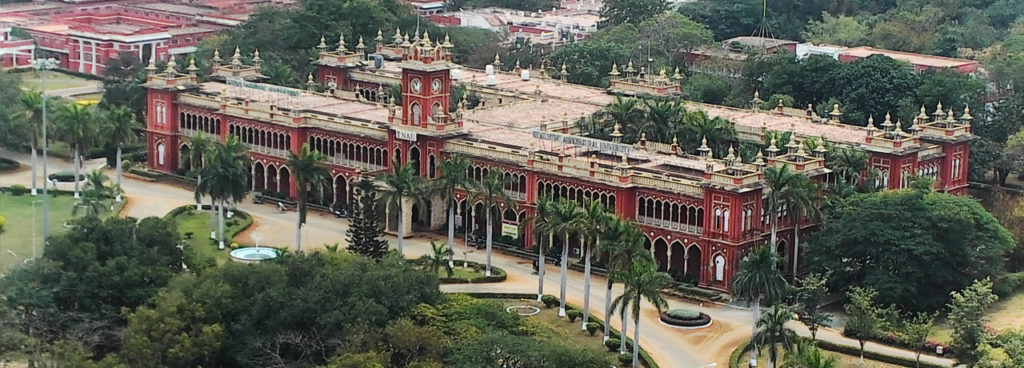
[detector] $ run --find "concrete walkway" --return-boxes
[0,151,957,368]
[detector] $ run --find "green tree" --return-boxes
[828,147,868,186]
[679,109,737,157]
[469,170,516,277]
[611,259,672,368]
[74,169,114,217]
[596,217,646,344]
[377,163,427,255]
[783,174,821,275]
[745,304,797,368]
[591,97,644,142]
[435,154,474,266]
[577,200,610,331]
[420,241,454,278]
[186,134,218,239]
[900,312,937,368]
[732,245,787,363]
[637,13,713,62]
[54,103,100,199]
[15,91,45,196]
[103,105,138,202]
[949,278,999,367]
[830,55,921,125]
[195,136,251,250]
[684,74,733,105]
[794,273,833,340]
[346,176,389,259]
[548,41,633,87]
[784,341,839,368]
[287,143,329,252]
[763,165,799,249]
[523,195,557,301]
[803,12,870,46]
[845,286,881,362]
[119,286,225,368]
[550,198,581,317]
[807,189,1014,311]
[600,0,667,26]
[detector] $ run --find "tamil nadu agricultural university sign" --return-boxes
[531,131,634,155]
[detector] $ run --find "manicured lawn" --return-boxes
[20,70,98,91]
[167,207,252,267]
[498,299,619,366]
[0,192,124,273]
[748,346,904,368]
[438,265,485,279]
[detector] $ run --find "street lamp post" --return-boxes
[31,200,42,259]
[30,58,58,245]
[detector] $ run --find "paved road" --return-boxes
[0,151,957,368]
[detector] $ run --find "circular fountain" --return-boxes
[229,247,280,263]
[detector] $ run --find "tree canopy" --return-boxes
[807,188,1015,311]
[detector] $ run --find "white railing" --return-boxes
[635,215,702,235]
[245,144,289,158]
[505,190,527,201]
[327,155,386,171]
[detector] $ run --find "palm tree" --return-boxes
[763,131,792,152]
[104,106,138,202]
[74,169,112,217]
[611,259,673,368]
[54,103,100,199]
[470,170,516,277]
[550,198,580,317]
[523,195,557,301]
[744,304,797,368]
[785,340,839,368]
[578,199,610,330]
[264,63,298,87]
[287,143,329,252]
[435,154,474,266]
[679,109,736,154]
[596,217,646,342]
[642,99,684,142]
[732,245,787,366]
[595,96,643,141]
[763,165,799,251]
[187,134,217,240]
[783,175,820,276]
[377,164,427,255]
[828,147,868,185]
[195,136,250,249]
[421,240,454,277]
[16,91,44,196]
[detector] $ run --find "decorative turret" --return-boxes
[186,57,198,76]
[164,55,177,75]
[356,36,366,55]
[751,90,763,111]
[211,48,222,68]
[765,137,780,158]
[317,35,328,53]
[609,62,620,77]
[610,122,623,143]
[306,73,316,91]
[493,53,502,69]
[698,135,712,159]
[209,47,266,82]
[230,46,242,67]
[375,29,384,46]
[829,103,842,122]
[961,106,973,124]
[671,67,683,81]
[560,62,568,81]
[252,49,261,70]
[866,115,876,131]
[393,27,403,44]
[145,54,157,75]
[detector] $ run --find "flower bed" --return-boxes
[659,308,712,327]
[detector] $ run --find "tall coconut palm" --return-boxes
[763,165,799,251]
[420,240,454,277]
[435,154,474,266]
[103,106,138,202]
[74,169,113,217]
[16,91,44,196]
[596,217,646,342]
[195,136,250,250]
[680,109,736,154]
[377,164,427,255]
[596,96,644,141]
[186,134,217,239]
[54,103,100,199]
[611,259,673,368]
[550,198,580,317]
[523,195,557,301]
[470,170,516,277]
[578,199,610,330]
[732,245,787,365]
[287,143,329,252]
[744,304,797,368]
[783,175,820,276]
[828,147,868,185]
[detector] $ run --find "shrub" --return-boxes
[567,309,581,323]
[994,271,1024,297]
[8,185,28,196]
[604,338,621,352]
[666,309,701,320]
[122,160,132,171]
[541,295,559,308]
[586,322,600,336]
[618,353,633,365]
[230,242,240,249]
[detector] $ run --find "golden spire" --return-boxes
[756,149,765,164]
[394,27,403,43]
[186,57,198,74]
[867,115,876,131]
[895,119,904,135]
[829,103,842,118]
[671,67,682,81]
[699,135,709,150]
[231,46,241,66]
[625,60,635,73]
[610,122,623,138]
[881,112,894,130]
[356,36,366,50]
[317,35,327,50]
[640,131,647,141]
[375,29,384,42]
[337,34,347,52]
[672,135,679,147]
[403,33,410,46]
[252,48,261,64]
[766,137,780,155]
[494,53,501,65]
[726,145,736,161]
[946,109,956,123]
[164,55,177,74]
[934,101,945,118]
[145,53,157,73]
[211,48,222,65]
[609,62,620,76]
[777,99,784,108]
[917,105,928,121]
[443,33,454,48]
[796,141,807,156]
[308,73,314,84]
[961,105,973,121]
[560,62,567,75]
[515,59,521,70]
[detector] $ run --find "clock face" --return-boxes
[410,78,422,93]
[431,78,442,93]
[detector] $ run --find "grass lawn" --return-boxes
[20,70,98,91]
[438,265,485,279]
[0,192,124,273]
[498,299,622,366]
[168,207,252,267]
[927,289,1024,343]
[748,346,905,368]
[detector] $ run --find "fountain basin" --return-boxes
[229,247,280,263]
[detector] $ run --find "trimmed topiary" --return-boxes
[666,309,701,320]
[541,295,559,308]
[618,353,633,365]
[566,309,581,323]
[8,185,28,196]
[586,322,600,336]
[660,308,712,327]
[604,338,621,352]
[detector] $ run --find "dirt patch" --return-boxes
[232,217,261,245]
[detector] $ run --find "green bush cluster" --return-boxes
[566,309,581,322]
[994,271,1024,297]
[7,184,28,196]
[666,309,701,320]
[586,322,600,336]
[541,295,559,308]
[604,338,621,352]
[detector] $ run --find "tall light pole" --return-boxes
[30,58,58,244]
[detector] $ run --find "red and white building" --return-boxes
[0,24,35,69]
[143,32,973,291]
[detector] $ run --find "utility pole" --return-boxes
[30,58,58,244]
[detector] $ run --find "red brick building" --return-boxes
[143,32,973,291]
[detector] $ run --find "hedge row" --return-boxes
[463,292,661,368]
[127,168,165,180]
[728,338,949,368]
[436,260,507,284]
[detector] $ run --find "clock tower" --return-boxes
[397,31,461,134]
